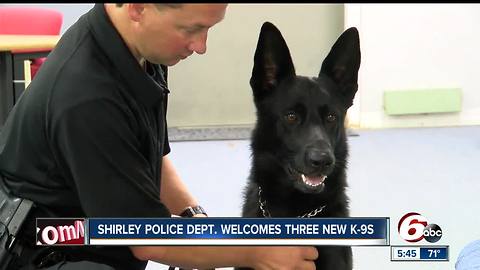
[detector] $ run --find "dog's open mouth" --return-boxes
[301,174,327,187]
[288,166,327,189]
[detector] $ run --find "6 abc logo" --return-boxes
[398,212,442,243]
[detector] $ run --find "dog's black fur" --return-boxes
[240,22,361,270]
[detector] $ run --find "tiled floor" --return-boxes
[147,125,480,270]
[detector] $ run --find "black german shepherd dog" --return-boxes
[240,22,361,270]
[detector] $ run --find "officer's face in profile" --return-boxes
[131,4,227,66]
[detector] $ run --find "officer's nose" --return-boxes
[188,32,208,55]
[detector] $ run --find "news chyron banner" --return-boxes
[36,218,389,246]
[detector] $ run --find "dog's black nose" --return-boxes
[306,149,334,169]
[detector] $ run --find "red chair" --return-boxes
[0,7,63,78]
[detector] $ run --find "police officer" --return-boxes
[0,4,318,270]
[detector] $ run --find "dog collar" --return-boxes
[257,186,326,218]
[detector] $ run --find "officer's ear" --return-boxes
[127,4,146,23]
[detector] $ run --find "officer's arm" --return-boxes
[131,246,250,268]
[159,156,204,216]
[130,245,318,269]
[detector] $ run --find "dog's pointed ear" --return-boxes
[320,27,361,108]
[250,22,296,100]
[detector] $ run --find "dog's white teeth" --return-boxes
[301,174,326,187]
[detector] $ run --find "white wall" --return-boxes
[345,4,480,129]
[168,4,344,128]
[6,4,479,130]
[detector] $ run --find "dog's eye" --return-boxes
[326,113,336,123]
[285,112,298,124]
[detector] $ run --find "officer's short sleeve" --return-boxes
[49,97,171,218]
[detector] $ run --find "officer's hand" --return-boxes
[250,246,318,270]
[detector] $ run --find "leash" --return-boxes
[257,186,326,218]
